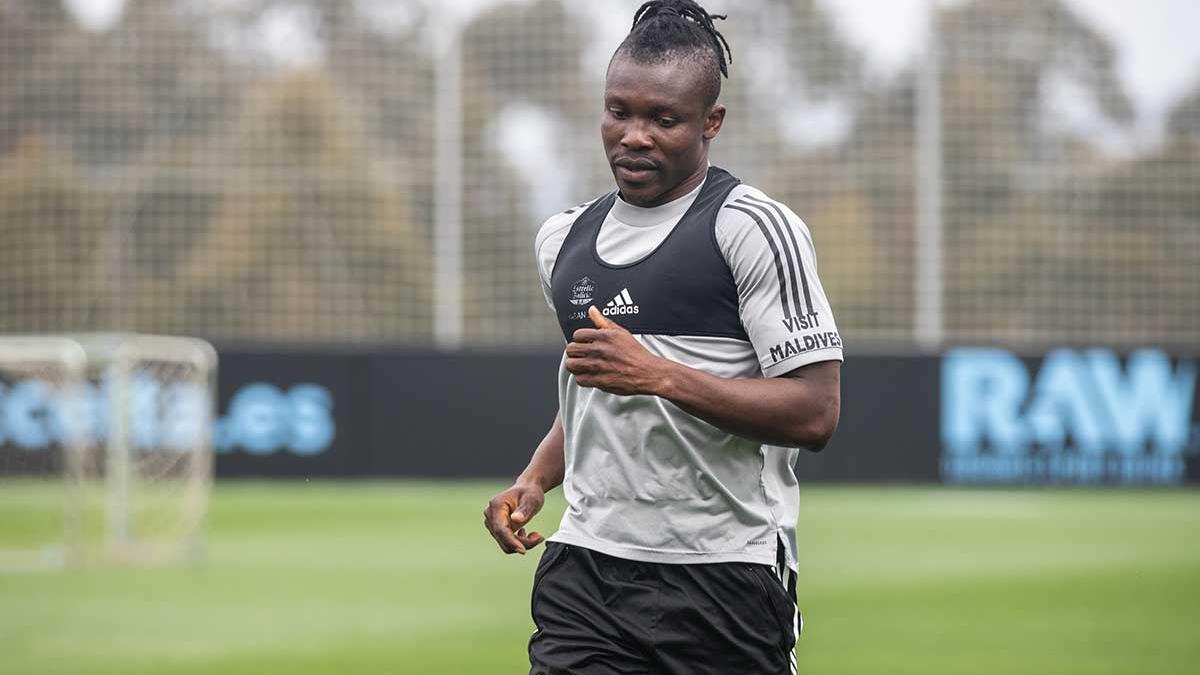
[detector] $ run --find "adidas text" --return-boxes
[602,288,640,317]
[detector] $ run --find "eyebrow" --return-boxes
[603,94,682,115]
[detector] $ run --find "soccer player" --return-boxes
[483,1,842,673]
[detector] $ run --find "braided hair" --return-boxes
[613,0,733,108]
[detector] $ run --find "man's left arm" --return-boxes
[567,307,839,449]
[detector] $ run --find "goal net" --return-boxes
[0,334,216,570]
[0,337,89,570]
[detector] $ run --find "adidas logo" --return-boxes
[601,288,640,316]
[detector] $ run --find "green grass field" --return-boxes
[2,482,1199,674]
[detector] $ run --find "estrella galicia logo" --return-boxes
[214,383,335,457]
[0,376,336,458]
[569,276,597,306]
[941,348,1199,485]
[0,372,209,452]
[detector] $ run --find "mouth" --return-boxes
[613,158,659,182]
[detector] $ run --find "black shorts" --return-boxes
[528,541,799,675]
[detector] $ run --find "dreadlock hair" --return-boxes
[613,0,733,109]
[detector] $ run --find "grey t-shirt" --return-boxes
[535,179,842,569]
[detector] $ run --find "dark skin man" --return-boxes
[484,53,841,556]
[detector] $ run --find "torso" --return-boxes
[534,166,843,568]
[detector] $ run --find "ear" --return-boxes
[703,104,726,140]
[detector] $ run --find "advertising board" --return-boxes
[4,347,1193,484]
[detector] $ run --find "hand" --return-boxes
[565,306,670,396]
[483,482,546,555]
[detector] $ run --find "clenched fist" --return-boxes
[564,306,672,396]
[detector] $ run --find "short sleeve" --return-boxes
[717,188,843,378]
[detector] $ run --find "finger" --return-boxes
[568,360,606,379]
[565,357,595,375]
[588,305,615,329]
[485,503,526,554]
[517,531,545,549]
[565,341,590,358]
[512,494,543,527]
[494,524,527,554]
[483,514,514,553]
[572,328,603,343]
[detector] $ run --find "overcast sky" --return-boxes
[65,0,1200,139]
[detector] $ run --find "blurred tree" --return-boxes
[941,0,1133,178]
[1081,84,1200,345]
[938,0,1141,342]
[0,135,108,332]
[458,0,596,342]
[200,0,434,154]
[1167,84,1200,144]
[166,0,438,341]
[0,0,79,155]
[714,1,901,336]
[179,69,432,342]
[0,0,243,334]
[0,0,1190,346]
[715,0,863,174]
[831,78,920,336]
[1,0,237,166]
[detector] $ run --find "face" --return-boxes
[602,54,726,207]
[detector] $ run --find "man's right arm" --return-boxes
[483,413,564,555]
[484,205,577,555]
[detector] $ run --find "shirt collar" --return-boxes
[611,178,706,228]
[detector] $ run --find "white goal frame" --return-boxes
[0,334,217,570]
[0,337,89,570]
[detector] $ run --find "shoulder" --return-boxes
[535,198,601,253]
[534,196,604,280]
[718,185,810,234]
[715,185,815,257]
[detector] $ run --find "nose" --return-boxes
[620,119,653,151]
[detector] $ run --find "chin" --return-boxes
[620,187,647,203]
[616,182,660,207]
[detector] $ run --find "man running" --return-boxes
[484,2,842,673]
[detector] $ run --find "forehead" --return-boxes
[604,54,708,111]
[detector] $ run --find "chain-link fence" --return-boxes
[1,0,1197,350]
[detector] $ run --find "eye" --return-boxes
[657,117,677,128]
[608,108,628,120]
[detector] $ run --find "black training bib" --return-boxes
[550,166,748,342]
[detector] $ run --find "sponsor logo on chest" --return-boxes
[569,276,596,306]
[601,288,640,316]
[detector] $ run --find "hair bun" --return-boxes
[628,0,733,78]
